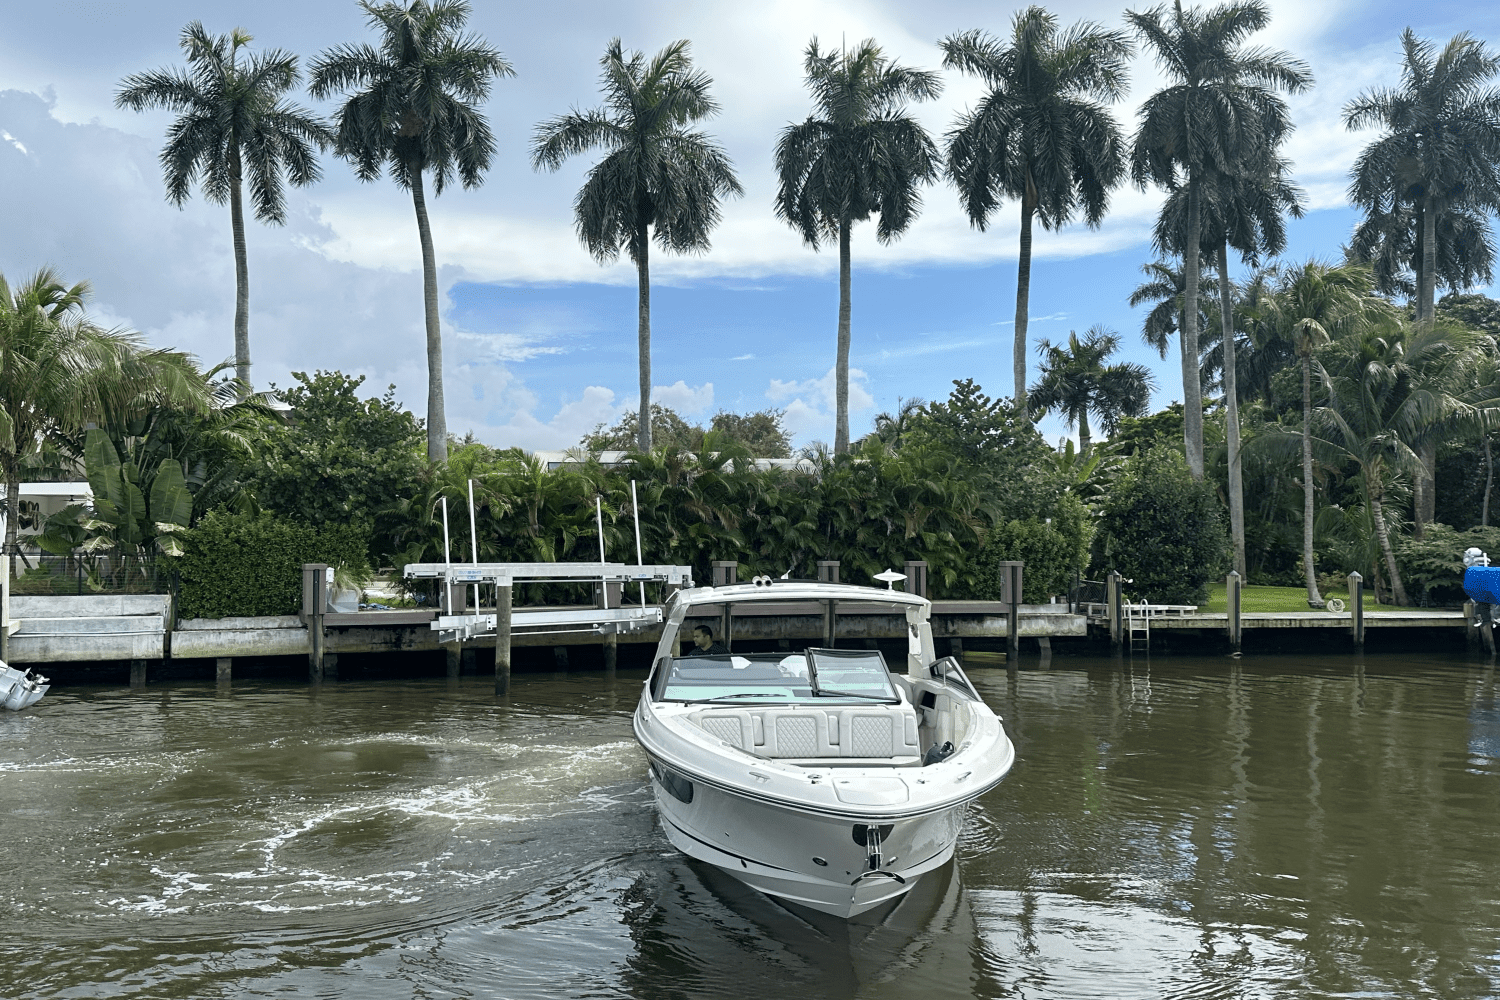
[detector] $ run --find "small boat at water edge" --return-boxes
[633,580,1015,918]
[0,663,48,711]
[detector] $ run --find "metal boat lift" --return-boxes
[402,562,695,644]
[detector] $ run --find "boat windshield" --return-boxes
[661,648,899,704]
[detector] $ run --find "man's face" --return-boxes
[693,629,711,650]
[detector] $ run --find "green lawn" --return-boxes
[1195,582,1381,613]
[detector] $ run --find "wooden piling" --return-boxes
[129,658,147,688]
[215,657,232,683]
[1107,570,1123,650]
[1226,570,1243,651]
[302,563,328,683]
[495,584,512,696]
[1468,600,1483,654]
[603,630,618,674]
[818,561,839,649]
[1348,571,1365,649]
[998,561,1024,660]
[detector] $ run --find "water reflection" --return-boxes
[4,655,1500,998]
[620,857,977,999]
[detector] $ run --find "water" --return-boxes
[4,652,1500,998]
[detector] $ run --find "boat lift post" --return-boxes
[596,497,616,673]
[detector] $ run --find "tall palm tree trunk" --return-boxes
[229,146,251,395]
[1419,199,1437,323]
[1076,406,1091,455]
[1484,435,1493,527]
[1416,438,1436,537]
[411,164,448,463]
[1219,244,1245,577]
[636,233,653,453]
[1369,489,1409,606]
[835,218,852,455]
[1014,194,1035,415]
[1414,199,1439,537]
[1181,179,1205,479]
[4,467,20,560]
[1301,354,1323,607]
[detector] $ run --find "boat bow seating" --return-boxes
[689,704,920,760]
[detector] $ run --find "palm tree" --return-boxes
[1128,0,1312,480]
[775,38,941,454]
[0,269,210,559]
[940,10,1131,414]
[1266,260,1389,606]
[1346,31,1500,531]
[532,40,742,454]
[1155,155,1306,575]
[1345,30,1500,326]
[1312,323,1476,606]
[1128,258,1215,366]
[310,0,513,463]
[1028,326,1154,454]
[117,22,330,393]
[1350,201,1496,304]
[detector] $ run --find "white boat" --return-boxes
[633,579,1015,918]
[0,663,48,711]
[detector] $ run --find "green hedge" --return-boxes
[1395,523,1500,606]
[963,493,1092,600]
[178,510,370,619]
[1093,447,1228,605]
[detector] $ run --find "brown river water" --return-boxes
[3,651,1499,998]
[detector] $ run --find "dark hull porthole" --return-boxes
[812,857,828,867]
[650,760,694,804]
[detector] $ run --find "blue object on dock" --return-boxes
[1463,566,1500,604]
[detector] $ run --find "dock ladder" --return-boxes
[1126,599,1150,654]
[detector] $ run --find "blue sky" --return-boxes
[3,1,1498,450]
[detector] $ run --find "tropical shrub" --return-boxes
[251,371,425,563]
[1394,523,1500,606]
[178,509,369,619]
[1093,447,1228,605]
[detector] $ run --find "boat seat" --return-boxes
[833,707,920,758]
[688,709,764,751]
[689,705,920,759]
[761,709,839,758]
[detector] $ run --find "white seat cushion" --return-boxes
[836,707,921,757]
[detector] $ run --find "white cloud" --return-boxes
[767,366,875,441]
[652,380,715,415]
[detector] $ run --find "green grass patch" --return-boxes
[1196,583,1385,613]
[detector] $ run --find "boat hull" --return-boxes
[648,757,965,918]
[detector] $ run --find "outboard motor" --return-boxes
[0,663,49,711]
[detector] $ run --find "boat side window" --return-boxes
[806,648,900,703]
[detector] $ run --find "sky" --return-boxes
[3,0,1500,451]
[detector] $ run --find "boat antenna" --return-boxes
[596,496,608,610]
[467,478,479,611]
[631,480,646,608]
